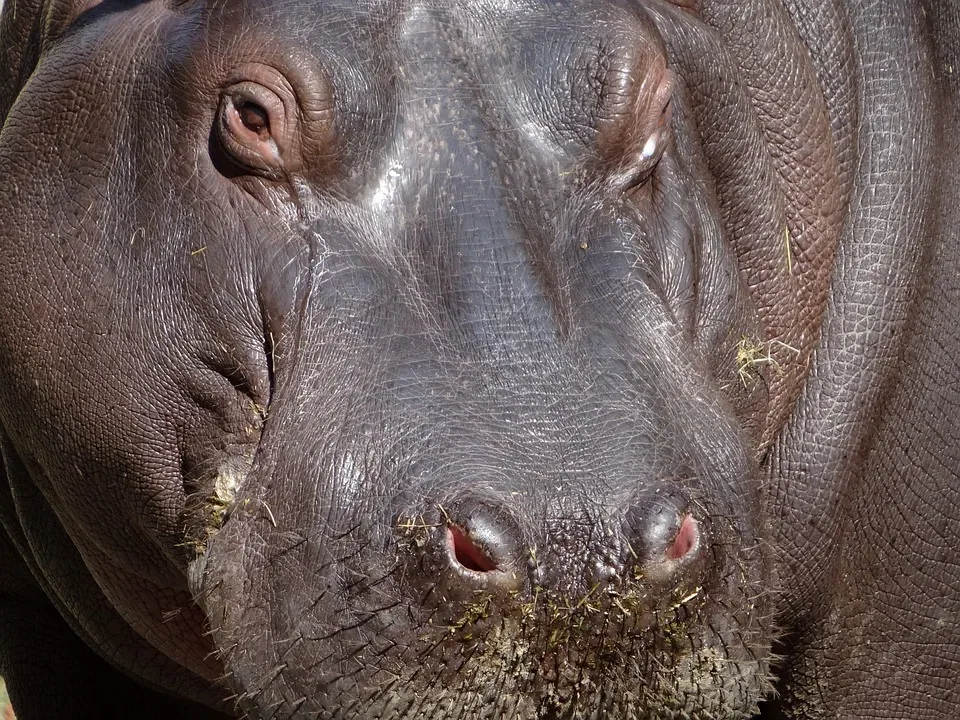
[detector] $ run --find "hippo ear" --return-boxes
[0,0,103,121]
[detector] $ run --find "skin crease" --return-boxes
[0,1,957,719]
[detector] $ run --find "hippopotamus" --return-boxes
[0,0,958,717]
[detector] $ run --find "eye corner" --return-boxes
[625,110,673,193]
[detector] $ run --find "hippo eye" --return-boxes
[238,102,270,135]
[214,80,289,178]
[640,134,660,164]
[594,52,674,195]
[621,103,671,192]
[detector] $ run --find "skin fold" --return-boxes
[0,0,957,718]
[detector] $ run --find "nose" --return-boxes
[447,523,501,573]
[409,492,703,595]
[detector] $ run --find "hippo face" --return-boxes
[0,0,832,717]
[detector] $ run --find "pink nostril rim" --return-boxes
[666,514,699,561]
[448,526,497,572]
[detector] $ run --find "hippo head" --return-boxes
[0,0,844,717]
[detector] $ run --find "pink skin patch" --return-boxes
[447,526,497,572]
[666,514,699,561]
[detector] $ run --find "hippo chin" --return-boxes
[1,0,959,719]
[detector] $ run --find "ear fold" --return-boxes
[0,0,104,123]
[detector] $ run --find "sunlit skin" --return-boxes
[0,1,958,719]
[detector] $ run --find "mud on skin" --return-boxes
[1,0,960,719]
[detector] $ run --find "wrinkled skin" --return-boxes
[0,0,958,718]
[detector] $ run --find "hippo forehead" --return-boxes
[167,4,705,439]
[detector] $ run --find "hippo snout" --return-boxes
[348,481,744,715]
[194,418,770,718]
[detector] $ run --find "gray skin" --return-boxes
[0,0,958,718]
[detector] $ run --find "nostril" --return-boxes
[623,494,706,583]
[666,514,699,561]
[448,525,497,572]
